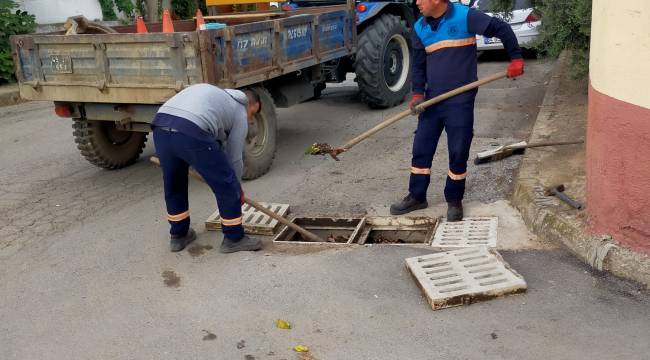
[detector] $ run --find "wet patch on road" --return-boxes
[188,244,213,257]
[162,270,181,288]
[202,330,216,341]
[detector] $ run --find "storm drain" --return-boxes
[273,217,365,244]
[431,217,498,249]
[357,216,437,246]
[205,202,290,235]
[405,247,527,310]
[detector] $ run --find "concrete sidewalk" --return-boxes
[511,52,650,287]
[0,83,22,107]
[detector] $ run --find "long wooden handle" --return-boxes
[242,196,325,242]
[149,156,326,242]
[518,140,584,150]
[341,71,508,150]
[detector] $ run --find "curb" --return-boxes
[511,52,650,288]
[0,85,23,107]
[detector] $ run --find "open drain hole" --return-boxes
[274,217,362,243]
[290,229,353,243]
[364,229,428,244]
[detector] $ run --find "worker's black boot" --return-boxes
[390,194,428,215]
[170,228,197,252]
[220,235,263,253]
[447,201,463,222]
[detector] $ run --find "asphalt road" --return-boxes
[1,55,648,360]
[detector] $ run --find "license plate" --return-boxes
[50,55,72,74]
[483,37,502,45]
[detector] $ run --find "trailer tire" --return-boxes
[72,119,147,169]
[355,14,411,108]
[242,87,277,180]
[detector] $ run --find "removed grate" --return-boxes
[206,202,290,236]
[405,247,526,310]
[273,217,365,245]
[431,217,498,249]
[357,216,437,246]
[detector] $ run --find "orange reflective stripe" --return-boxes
[411,166,432,175]
[448,170,467,180]
[425,37,477,54]
[167,210,189,222]
[221,216,242,226]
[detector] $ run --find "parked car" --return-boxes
[470,0,542,51]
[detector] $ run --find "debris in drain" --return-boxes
[274,217,363,244]
[365,230,428,244]
[327,234,348,243]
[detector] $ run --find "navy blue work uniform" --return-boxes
[409,2,521,202]
[151,85,250,241]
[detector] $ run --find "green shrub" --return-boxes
[487,0,592,78]
[171,0,198,19]
[98,0,137,21]
[0,0,36,83]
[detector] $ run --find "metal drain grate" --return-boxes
[431,217,498,249]
[405,247,526,310]
[205,202,290,235]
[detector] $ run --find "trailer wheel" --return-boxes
[242,87,277,180]
[72,119,147,169]
[355,14,411,108]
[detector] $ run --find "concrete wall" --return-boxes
[587,0,650,254]
[17,0,103,24]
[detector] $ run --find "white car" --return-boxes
[470,0,542,51]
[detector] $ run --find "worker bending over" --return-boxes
[152,84,263,253]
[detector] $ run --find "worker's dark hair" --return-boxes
[243,88,261,113]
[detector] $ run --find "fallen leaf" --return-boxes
[293,345,309,352]
[276,319,292,330]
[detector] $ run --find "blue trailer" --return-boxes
[10,0,417,179]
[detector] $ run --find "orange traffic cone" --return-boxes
[162,9,174,33]
[195,8,205,30]
[135,16,148,33]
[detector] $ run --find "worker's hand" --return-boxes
[507,58,524,78]
[409,93,425,115]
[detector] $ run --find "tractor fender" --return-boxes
[356,2,416,28]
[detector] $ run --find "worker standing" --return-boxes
[152,84,263,253]
[390,0,524,220]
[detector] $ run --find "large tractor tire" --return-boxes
[72,119,147,169]
[355,14,412,108]
[242,87,278,180]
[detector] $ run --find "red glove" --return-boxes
[240,188,245,206]
[409,93,425,115]
[507,58,524,78]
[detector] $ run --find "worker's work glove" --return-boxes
[409,93,425,115]
[507,58,524,78]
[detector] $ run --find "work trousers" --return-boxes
[409,101,474,203]
[153,126,244,240]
